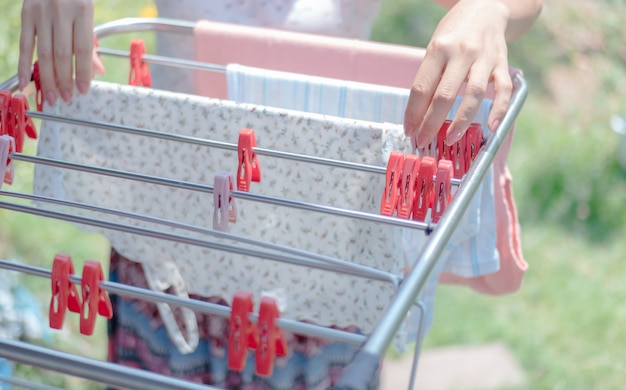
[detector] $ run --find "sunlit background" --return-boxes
[0,0,625,388]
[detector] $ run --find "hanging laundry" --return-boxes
[33,81,414,352]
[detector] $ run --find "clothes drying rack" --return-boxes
[0,18,528,390]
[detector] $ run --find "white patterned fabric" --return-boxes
[225,64,499,278]
[33,81,419,351]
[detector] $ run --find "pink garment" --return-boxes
[193,21,527,295]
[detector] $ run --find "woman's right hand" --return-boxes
[18,0,101,105]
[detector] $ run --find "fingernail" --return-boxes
[416,133,429,148]
[60,90,72,103]
[490,119,501,131]
[18,76,27,91]
[45,91,57,106]
[446,131,463,146]
[77,82,89,95]
[404,125,416,137]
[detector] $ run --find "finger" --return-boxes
[404,53,445,139]
[18,2,37,90]
[73,1,95,94]
[35,11,57,106]
[416,63,468,148]
[445,63,490,144]
[487,65,513,131]
[53,10,74,103]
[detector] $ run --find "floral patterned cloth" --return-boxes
[33,81,429,354]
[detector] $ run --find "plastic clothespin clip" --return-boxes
[255,296,287,377]
[437,120,452,161]
[380,152,404,216]
[445,132,466,179]
[0,91,12,136]
[228,290,258,372]
[213,172,237,231]
[412,156,436,222]
[31,61,43,111]
[0,135,15,186]
[129,39,152,87]
[463,123,483,174]
[396,154,420,219]
[432,160,454,223]
[49,254,82,330]
[236,128,261,192]
[79,260,113,336]
[9,94,38,153]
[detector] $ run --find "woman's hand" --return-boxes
[404,0,514,147]
[18,0,97,105]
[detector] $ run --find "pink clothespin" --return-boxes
[129,39,152,87]
[397,154,420,219]
[412,156,436,222]
[380,152,404,216]
[228,290,257,372]
[0,135,15,186]
[213,172,237,231]
[49,254,82,330]
[255,296,287,377]
[80,260,113,336]
[432,160,454,223]
[236,128,261,192]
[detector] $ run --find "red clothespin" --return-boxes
[129,39,152,87]
[214,172,237,231]
[0,91,11,136]
[412,156,436,222]
[445,134,465,179]
[236,128,261,192]
[0,135,15,185]
[432,160,454,223]
[32,61,43,111]
[228,290,257,372]
[80,260,113,336]
[380,152,404,216]
[9,94,38,153]
[49,254,81,330]
[396,154,420,219]
[255,296,287,377]
[437,120,452,161]
[463,123,483,174]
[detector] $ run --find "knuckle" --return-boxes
[410,82,429,97]
[433,87,456,104]
[458,41,480,57]
[428,37,453,54]
[465,83,486,100]
[22,1,43,16]
[75,0,94,14]
[73,44,92,56]
[54,49,72,62]
[37,48,53,61]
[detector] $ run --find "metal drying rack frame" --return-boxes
[0,17,528,390]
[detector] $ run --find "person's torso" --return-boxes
[154,0,381,39]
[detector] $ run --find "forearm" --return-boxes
[434,0,543,41]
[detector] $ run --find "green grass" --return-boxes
[1,0,625,389]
